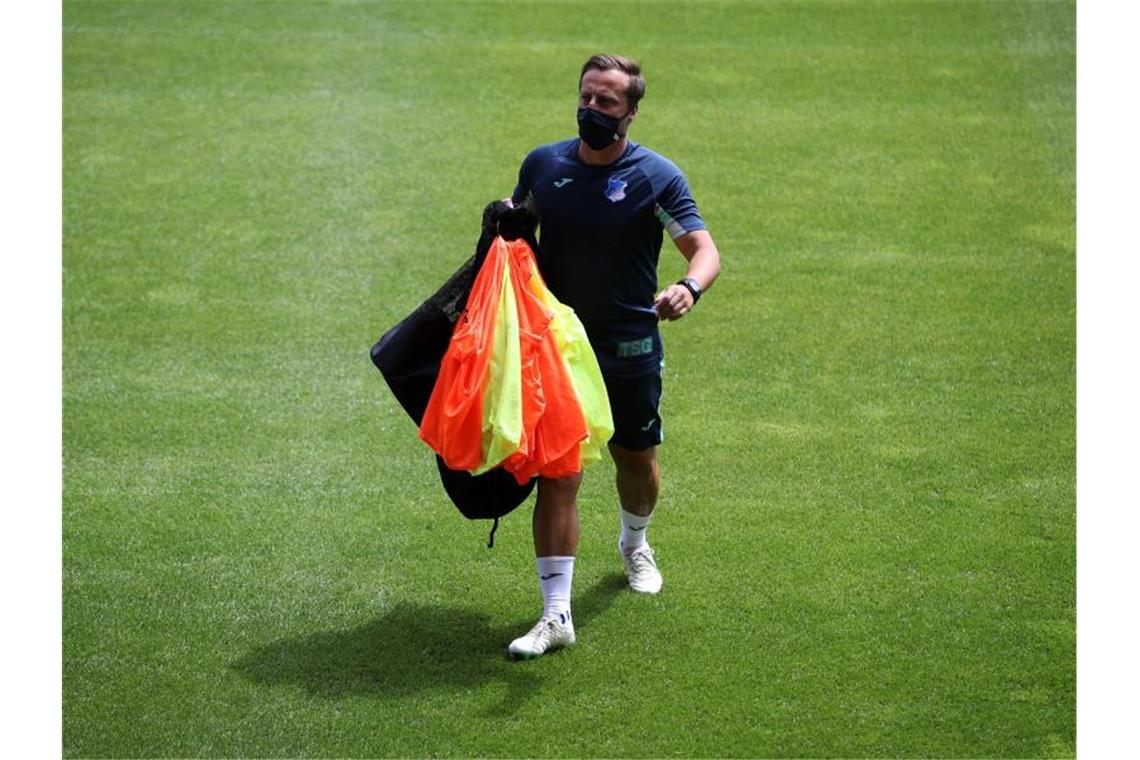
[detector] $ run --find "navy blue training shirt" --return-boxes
[511,138,707,377]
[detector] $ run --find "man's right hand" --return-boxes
[484,198,538,241]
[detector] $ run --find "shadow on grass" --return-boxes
[231,571,627,715]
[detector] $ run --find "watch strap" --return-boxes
[677,277,702,303]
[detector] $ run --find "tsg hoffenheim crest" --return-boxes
[604,177,628,203]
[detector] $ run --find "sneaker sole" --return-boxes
[507,640,575,660]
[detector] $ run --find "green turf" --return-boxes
[63,1,1075,756]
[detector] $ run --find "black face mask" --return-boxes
[577,107,630,151]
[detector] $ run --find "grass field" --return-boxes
[63,1,1075,756]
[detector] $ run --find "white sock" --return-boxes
[537,556,574,623]
[620,508,652,555]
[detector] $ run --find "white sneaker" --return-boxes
[507,613,576,659]
[621,544,663,594]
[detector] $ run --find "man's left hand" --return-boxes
[654,284,694,321]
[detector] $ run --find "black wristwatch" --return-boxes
[677,277,703,304]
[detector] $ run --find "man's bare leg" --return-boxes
[533,473,582,556]
[610,442,660,517]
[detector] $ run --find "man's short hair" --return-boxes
[580,53,646,110]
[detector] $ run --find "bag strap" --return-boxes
[486,517,500,549]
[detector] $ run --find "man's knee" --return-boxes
[609,442,659,479]
[537,473,583,506]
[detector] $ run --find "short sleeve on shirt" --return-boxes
[511,158,531,206]
[653,171,706,240]
[512,146,550,208]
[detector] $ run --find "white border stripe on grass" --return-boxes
[2,1,63,756]
[1077,2,1140,757]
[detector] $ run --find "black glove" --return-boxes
[482,200,538,242]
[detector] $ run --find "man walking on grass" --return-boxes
[505,53,722,659]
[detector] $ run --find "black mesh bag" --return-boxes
[370,202,540,545]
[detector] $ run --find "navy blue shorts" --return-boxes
[603,369,663,451]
